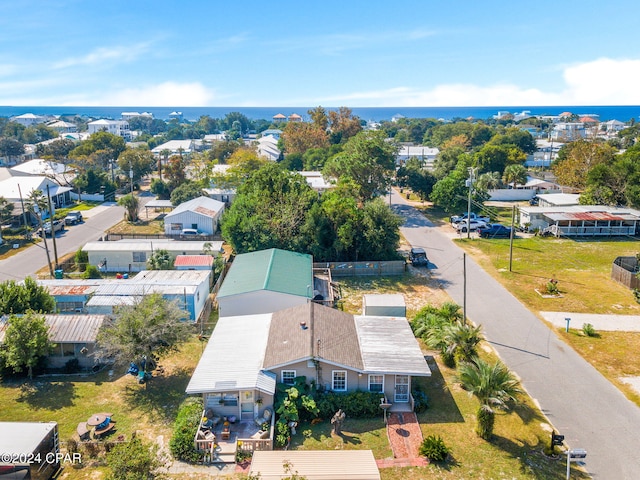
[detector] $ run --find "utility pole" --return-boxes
[466,167,477,239]
[46,185,59,269]
[463,252,467,325]
[509,204,516,272]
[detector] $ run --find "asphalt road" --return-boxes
[0,193,153,282]
[393,190,640,479]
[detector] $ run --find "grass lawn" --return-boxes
[107,216,165,235]
[328,277,588,479]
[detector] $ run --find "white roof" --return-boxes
[0,422,58,455]
[82,239,222,254]
[363,294,405,307]
[86,295,139,307]
[131,269,211,285]
[151,139,194,154]
[521,204,640,217]
[166,196,224,219]
[94,283,197,296]
[536,193,581,206]
[0,176,68,200]
[354,316,431,376]
[299,171,333,190]
[186,314,276,394]
[11,159,71,176]
[398,145,439,157]
[249,450,381,480]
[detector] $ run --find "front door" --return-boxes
[394,375,409,402]
[241,390,254,420]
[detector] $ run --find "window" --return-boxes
[62,343,75,357]
[171,223,182,231]
[57,301,84,313]
[332,371,347,391]
[282,370,296,385]
[191,223,198,229]
[368,375,384,393]
[132,251,146,262]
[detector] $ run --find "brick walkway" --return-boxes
[376,412,428,468]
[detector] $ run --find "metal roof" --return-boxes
[363,294,405,307]
[218,248,313,299]
[0,422,58,455]
[94,283,197,296]
[185,314,276,394]
[82,240,222,253]
[131,269,211,285]
[44,284,98,296]
[249,450,381,480]
[85,295,139,307]
[545,212,638,222]
[145,199,174,209]
[355,316,431,376]
[174,255,214,267]
[165,196,224,219]
[43,314,106,343]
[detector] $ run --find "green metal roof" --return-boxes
[218,248,313,299]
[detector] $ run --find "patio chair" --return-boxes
[254,408,272,427]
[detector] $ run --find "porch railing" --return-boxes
[237,410,275,452]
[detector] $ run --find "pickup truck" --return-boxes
[38,220,64,236]
[454,219,488,233]
[64,211,83,225]
[450,212,491,225]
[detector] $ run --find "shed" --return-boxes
[0,422,61,479]
[164,196,225,235]
[362,294,406,317]
[217,248,313,317]
[249,450,381,479]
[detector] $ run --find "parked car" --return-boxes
[38,220,64,236]
[450,212,491,225]
[64,211,83,225]
[409,247,429,266]
[478,224,513,238]
[181,228,201,235]
[454,219,487,232]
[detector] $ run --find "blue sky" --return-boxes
[2,0,640,107]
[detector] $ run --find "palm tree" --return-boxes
[118,193,139,222]
[442,323,483,364]
[457,359,523,439]
[476,171,502,191]
[147,249,172,270]
[502,164,528,190]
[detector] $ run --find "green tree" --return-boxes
[164,155,187,190]
[118,193,139,222]
[106,436,160,480]
[147,249,173,270]
[150,178,171,200]
[0,277,55,315]
[69,131,126,170]
[96,294,192,373]
[36,138,76,160]
[323,130,397,202]
[221,163,318,254]
[117,148,155,184]
[430,169,469,213]
[552,139,616,189]
[281,122,330,155]
[502,164,528,189]
[327,106,362,144]
[0,196,15,226]
[308,106,329,130]
[457,359,522,439]
[358,199,403,260]
[170,181,205,206]
[0,311,51,379]
[0,138,25,161]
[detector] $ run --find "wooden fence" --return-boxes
[611,256,640,290]
[313,260,406,277]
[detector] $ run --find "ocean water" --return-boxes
[1,105,639,123]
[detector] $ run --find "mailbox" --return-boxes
[569,449,587,459]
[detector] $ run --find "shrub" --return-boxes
[63,358,81,374]
[83,265,102,279]
[169,397,204,463]
[412,385,429,413]
[106,437,159,480]
[315,391,382,418]
[419,435,450,462]
[275,419,290,448]
[582,323,596,337]
[74,248,88,272]
[633,288,640,304]
[545,279,559,295]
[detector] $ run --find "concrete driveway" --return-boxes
[393,190,640,479]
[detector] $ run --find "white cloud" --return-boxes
[314,57,640,107]
[91,82,215,106]
[54,43,151,69]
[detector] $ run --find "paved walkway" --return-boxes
[541,311,640,331]
[377,412,428,469]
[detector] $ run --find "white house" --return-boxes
[299,171,333,194]
[10,113,47,126]
[82,239,223,273]
[0,176,72,221]
[46,120,77,133]
[550,122,586,141]
[396,145,439,168]
[257,135,281,161]
[151,139,196,156]
[164,196,225,235]
[87,119,131,140]
[10,158,76,185]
